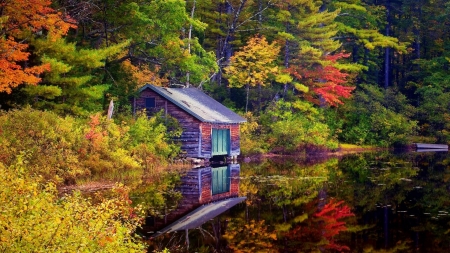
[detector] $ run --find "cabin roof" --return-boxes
[153,197,246,237]
[139,84,246,124]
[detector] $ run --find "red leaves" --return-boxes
[284,199,354,252]
[287,52,355,106]
[315,199,354,242]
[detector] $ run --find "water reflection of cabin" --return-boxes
[132,84,247,159]
[142,164,243,236]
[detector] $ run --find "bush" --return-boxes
[260,100,338,153]
[0,107,180,185]
[0,161,145,252]
[339,85,417,146]
[239,112,268,155]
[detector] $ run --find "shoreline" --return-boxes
[239,145,388,163]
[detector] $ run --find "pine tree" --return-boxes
[21,37,127,115]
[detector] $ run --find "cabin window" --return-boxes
[145,97,155,109]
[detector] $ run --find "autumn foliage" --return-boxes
[0,0,76,93]
[284,199,354,252]
[288,52,355,106]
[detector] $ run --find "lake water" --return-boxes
[144,151,450,252]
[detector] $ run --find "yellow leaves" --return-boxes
[225,35,280,88]
[275,73,293,84]
[293,213,309,223]
[224,219,277,252]
[121,59,166,87]
[294,82,309,93]
[0,161,145,252]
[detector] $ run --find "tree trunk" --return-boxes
[186,0,196,88]
[384,0,391,89]
[283,23,290,96]
[245,83,249,113]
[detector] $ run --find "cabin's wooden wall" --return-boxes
[166,102,201,158]
[135,89,202,158]
[200,123,241,157]
[134,89,167,114]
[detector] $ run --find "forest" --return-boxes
[1,0,449,251]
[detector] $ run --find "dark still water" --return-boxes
[143,151,450,252]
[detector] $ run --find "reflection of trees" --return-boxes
[329,152,450,251]
[130,171,182,220]
[239,159,335,223]
[233,159,355,252]
[330,152,418,213]
[282,199,354,252]
[223,219,277,252]
[145,153,450,252]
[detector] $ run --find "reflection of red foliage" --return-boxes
[284,199,354,252]
[287,52,355,106]
[315,199,354,251]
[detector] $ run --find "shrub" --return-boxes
[0,161,145,252]
[339,85,417,146]
[260,100,338,153]
[0,107,180,185]
[239,112,268,155]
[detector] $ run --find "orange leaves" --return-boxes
[85,114,106,152]
[121,59,167,87]
[0,38,51,93]
[0,37,50,93]
[2,0,76,39]
[0,0,76,93]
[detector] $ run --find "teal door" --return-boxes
[212,129,230,156]
[212,166,230,195]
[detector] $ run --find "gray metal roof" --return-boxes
[152,197,246,237]
[139,84,246,124]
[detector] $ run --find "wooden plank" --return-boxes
[415,143,448,149]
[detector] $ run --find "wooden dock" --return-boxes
[414,143,448,150]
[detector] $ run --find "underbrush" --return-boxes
[0,107,180,185]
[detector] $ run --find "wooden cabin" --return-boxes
[132,84,246,159]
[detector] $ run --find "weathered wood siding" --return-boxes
[166,102,201,158]
[134,89,202,158]
[134,89,167,115]
[200,123,241,158]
